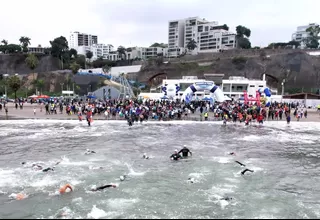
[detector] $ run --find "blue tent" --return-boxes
[160,96,168,99]
[202,97,212,101]
[87,95,96,99]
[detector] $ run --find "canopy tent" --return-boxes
[160,96,168,99]
[28,95,38,98]
[37,95,50,99]
[87,95,96,99]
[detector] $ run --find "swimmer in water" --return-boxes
[188,177,195,183]
[59,184,73,194]
[90,184,117,191]
[178,145,192,158]
[10,193,27,200]
[42,167,54,172]
[241,169,254,175]
[170,150,182,161]
[142,153,149,159]
[220,196,233,201]
[120,175,127,181]
[229,152,236,156]
[235,161,246,167]
[85,149,96,155]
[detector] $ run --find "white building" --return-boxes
[168,19,189,57]
[76,44,114,60]
[69,31,98,49]
[292,23,319,48]
[107,47,168,61]
[168,17,237,56]
[222,76,275,99]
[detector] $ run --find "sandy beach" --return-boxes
[1,102,319,122]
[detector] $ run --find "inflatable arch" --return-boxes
[258,87,272,107]
[161,84,180,99]
[181,82,225,103]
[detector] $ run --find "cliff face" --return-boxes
[134,51,320,92]
[0,54,60,74]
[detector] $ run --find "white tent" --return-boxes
[28,95,38,98]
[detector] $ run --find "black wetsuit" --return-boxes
[170,153,182,161]
[178,147,192,157]
[42,167,54,172]
[92,184,114,191]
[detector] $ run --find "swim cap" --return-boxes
[175,149,178,152]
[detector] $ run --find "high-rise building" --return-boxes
[292,23,319,48]
[69,31,98,49]
[168,17,237,56]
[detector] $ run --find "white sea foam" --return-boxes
[87,205,110,219]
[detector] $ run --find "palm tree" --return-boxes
[1,39,8,45]
[70,62,81,75]
[117,46,126,60]
[186,39,197,51]
[25,53,39,81]
[8,75,21,100]
[19,36,31,53]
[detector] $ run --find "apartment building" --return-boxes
[292,23,319,48]
[168,16,237,55]
[168,19,187,57]
[69,31,98,49]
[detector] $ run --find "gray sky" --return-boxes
[0,0,319,48]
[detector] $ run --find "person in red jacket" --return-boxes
[257,114,264,124]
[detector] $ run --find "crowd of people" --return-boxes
[33,98,313,125]
[0,97,312,125]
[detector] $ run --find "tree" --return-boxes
[305,25,320,49]
[36,79,44,94]
[222,24,229,31]
[75,55,86,69]
[236,25,252,49]
[19,36,31,53]
[86,50,93,60]
[1,39,8,45]
[117,46,126,60]
[150,43,168,48]
[69,49,78,59]
[25,53,39,81]
[0,44,21,54]
[70,62,81,74]
[103,64,111,73]
[50,36,69,69]
[186,39,197,51]
[8,75,21,100]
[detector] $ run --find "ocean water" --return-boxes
[0,120,320,219]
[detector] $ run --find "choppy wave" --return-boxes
[0,120,319,218]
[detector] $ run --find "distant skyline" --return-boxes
[0,0,319,48]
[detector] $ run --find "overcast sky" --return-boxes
[0,0,319,48]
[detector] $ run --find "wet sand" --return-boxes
[1,102,320,122]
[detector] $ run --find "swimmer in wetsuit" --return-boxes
[91,184,117,191]
[170,150,182,161]
[178,146,192,158]
[42,167,54,172]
